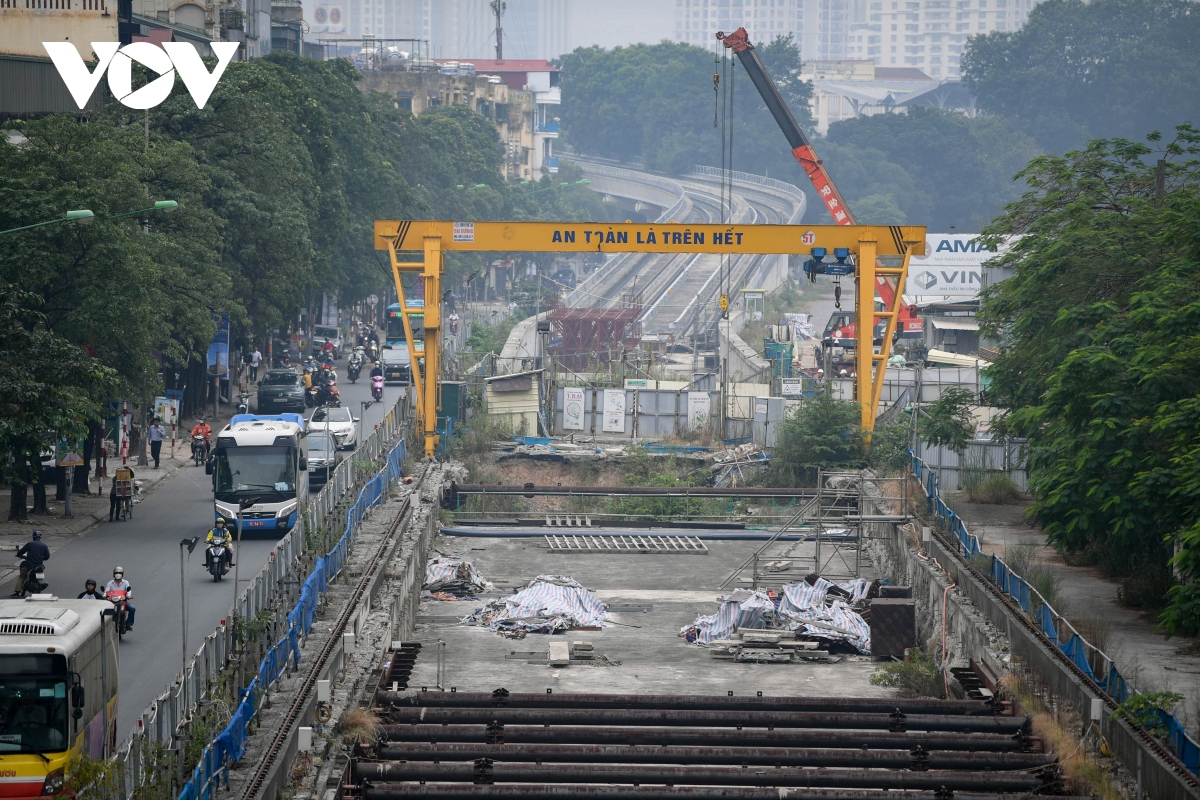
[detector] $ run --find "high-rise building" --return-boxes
[674,0,849,62]
[845,0,1038,79]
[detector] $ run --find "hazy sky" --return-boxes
[569,0,675,51]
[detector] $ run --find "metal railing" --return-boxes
[910,450,1200,776]
[690,165,807,224]
[107,392,410,799]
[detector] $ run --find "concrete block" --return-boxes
[741,631,782,643]
[571,640,593,651]
[549,641,571,666]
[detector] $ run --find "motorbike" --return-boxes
[236,392,251,415]
[106,589,130,638]
[319,383,342,407]
[368,341,379,360]
[371,375,384,401]
[305,385,319,408]
[15,562,48,598]
[191,435,209,466]
[205,536,231,581]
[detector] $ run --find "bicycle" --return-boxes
[115,479,134,520]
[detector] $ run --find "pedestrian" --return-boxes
[109,466,135,522]
[250,347,262,382]
[148,417,166,469]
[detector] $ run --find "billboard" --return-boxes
[905,234,1013,298]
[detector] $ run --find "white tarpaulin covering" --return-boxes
[680,589,777,644]
[682,578,874,654]
[464,575,608,634]
[424,557,490,595]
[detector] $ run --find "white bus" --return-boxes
[0,598,119,798]
[208,414,308,534]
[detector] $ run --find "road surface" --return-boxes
[16,359,401,737]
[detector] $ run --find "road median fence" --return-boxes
[911,451,1200,785]
[103,394,411,800]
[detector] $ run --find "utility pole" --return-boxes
[491,0,505,60]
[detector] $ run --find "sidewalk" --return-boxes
[0,404,240,584]
[948,493,1200,732]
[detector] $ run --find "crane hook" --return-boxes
[834,281,842,310]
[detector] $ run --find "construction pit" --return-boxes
[310,459,1084,800]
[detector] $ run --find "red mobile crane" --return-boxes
[716,28,923,341]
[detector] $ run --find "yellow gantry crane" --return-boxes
[375,220,924,457]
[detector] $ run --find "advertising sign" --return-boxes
[562,388,586,431]
[602,389,625,433]
[905,234,1013,298]
[56,436,85,467]
[686,392,711,430]
[154,396,180,427]
[207,312,230,377]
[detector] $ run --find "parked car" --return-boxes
[256,369,305,413]
[306,432,342,487]
[311,325,344,358]
[309,405,359,450]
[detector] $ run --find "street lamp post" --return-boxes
[179,537,198,673]
[0,200,178,237]
[231,497,260,618]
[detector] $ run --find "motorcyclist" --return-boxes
[370,362,384,380]
[12,531,49,597]
[448,312,460,334]
[206,519,235,569]
[78,579,104,600]
[104,567,135,631]
[191,419,212,459]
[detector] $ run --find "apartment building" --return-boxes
[846,0,1037,79]
[675,0,850,62]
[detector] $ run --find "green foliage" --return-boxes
[977,125,1200,634]
[768,393,865,486]
[557,37,815,176]
[867,421,912,473]
[465,315,523,355]
[963,0,1200,154]
[869,647,944,698]
[919,387,976,455]
[1114,692,1185,742]
[610,446,709,519]
[557,39,1039,231]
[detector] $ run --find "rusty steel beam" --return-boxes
[382,707,1029,735]
[353,762,1049,792]
[372,742,1054,771]
[361,786,1082,800]
[383,690,996,717]
[378,725,1028,753]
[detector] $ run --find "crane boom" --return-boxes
[716,28,856,226]
[717,27,924,341]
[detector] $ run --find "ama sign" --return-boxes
[44,41,239,110]
[905,234,1011,298]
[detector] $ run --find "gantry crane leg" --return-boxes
[386,233,442,458]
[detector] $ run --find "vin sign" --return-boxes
[904,234,1012,299]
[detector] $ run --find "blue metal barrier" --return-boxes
[909,450,1200,775]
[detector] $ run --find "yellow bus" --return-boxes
[0,598,119,799]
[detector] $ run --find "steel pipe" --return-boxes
[379,725,1027,752]
[383,707,1029,735]
[373,742,1054,771]
[363,785,1081,800]
[354,762,1048,792]
[383,690,994,717]
[446,483,817,498]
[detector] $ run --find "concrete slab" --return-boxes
[406,536,892,698]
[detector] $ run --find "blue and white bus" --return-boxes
[208,414,307,533]
[385,299,425,349]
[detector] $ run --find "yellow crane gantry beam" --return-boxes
[375,220,925,457]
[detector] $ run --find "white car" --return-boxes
[309,406,359,450]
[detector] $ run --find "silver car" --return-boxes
[309,406,359,450]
